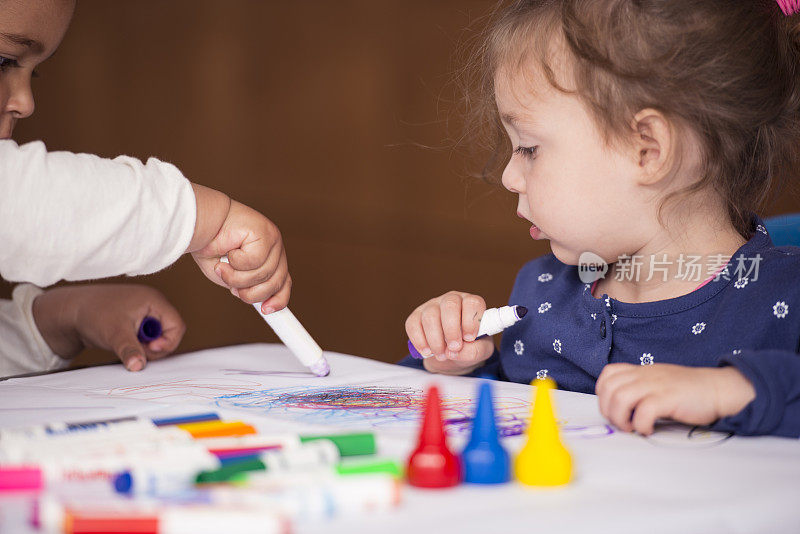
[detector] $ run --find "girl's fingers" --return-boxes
[604,379,652,432]
[597,369,640,421]
[405,313,431,358]
[595,363,634,399]
[630,396,666,436]
[420,305,447,360]
[461,294,486,342]
[457,340,488,362]
[439,293,464,356]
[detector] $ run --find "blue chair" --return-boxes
[764,213,800,247]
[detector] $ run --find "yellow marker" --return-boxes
[514,377,572,486]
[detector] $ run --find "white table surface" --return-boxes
[1,344,798,534]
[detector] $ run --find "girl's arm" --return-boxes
[713,349,800,437]
[596,351,800,438]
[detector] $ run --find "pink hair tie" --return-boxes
[776,0,800,16]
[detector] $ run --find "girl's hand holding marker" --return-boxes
[406,291,527,375]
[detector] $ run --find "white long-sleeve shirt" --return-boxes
[0,140,196,286]
[0,284,66,377]
[0,140,197,377]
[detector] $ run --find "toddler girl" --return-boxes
[402,0,800,438]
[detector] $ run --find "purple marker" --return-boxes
[408,305,528,359]
[137,316,162,343]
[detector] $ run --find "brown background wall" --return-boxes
[3,1,799,369]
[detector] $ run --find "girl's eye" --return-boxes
[0,56,20,72]
[513,145,538,159]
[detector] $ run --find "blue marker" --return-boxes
[151,413,221,427]
[461,381,510,484]
[137,316,162,343]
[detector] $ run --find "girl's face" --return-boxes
[495,66,654,266]
[0,0,74,139]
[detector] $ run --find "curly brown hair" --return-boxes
[460,0,800,237]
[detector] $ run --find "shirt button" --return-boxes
[600,319,606,338]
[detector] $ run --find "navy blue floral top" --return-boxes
[400,216,800,438]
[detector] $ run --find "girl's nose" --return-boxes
[501,160,525,194]
[5,76,35,119]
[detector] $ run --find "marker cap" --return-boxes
[137,316,162,343]
[335,459,403,478]
[0,466,43,492]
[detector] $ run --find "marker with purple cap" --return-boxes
[408,305,528,359]
[137,316,162,344]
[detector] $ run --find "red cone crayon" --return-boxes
[406,384,461,488]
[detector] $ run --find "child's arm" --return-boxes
[404,291,497,376]
[31,284,186,372]
[0,141,290,310]
[595,363,756,435]
[596,350,800,438]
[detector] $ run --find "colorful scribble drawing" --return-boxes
[216,386,430,431]
[104,378,263,402]
[214,385,613,438]
[220,369,312,378]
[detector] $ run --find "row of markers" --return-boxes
[408,377,572,488]
[0,414,399,533]
[0,378,572,533]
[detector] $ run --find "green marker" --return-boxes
[197,457,266,484]
[197,440,339,484]
[299,432,376,457]
[335,458,403,478]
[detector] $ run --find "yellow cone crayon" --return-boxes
[514,377,572,486]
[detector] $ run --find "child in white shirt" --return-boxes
[0,0,291,376]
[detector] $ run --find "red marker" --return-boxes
[36,499,288,534]
[406,384,461,488]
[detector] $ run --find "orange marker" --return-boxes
[177,421,256,439]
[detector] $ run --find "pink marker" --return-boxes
[0,466,43,492]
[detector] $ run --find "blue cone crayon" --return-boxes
[461,381,510,484]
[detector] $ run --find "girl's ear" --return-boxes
[630,109,675,186]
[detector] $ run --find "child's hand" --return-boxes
[189,184,290,314]
[406,291,496,376]
[33,284,186,371]
[595,363,756,435]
